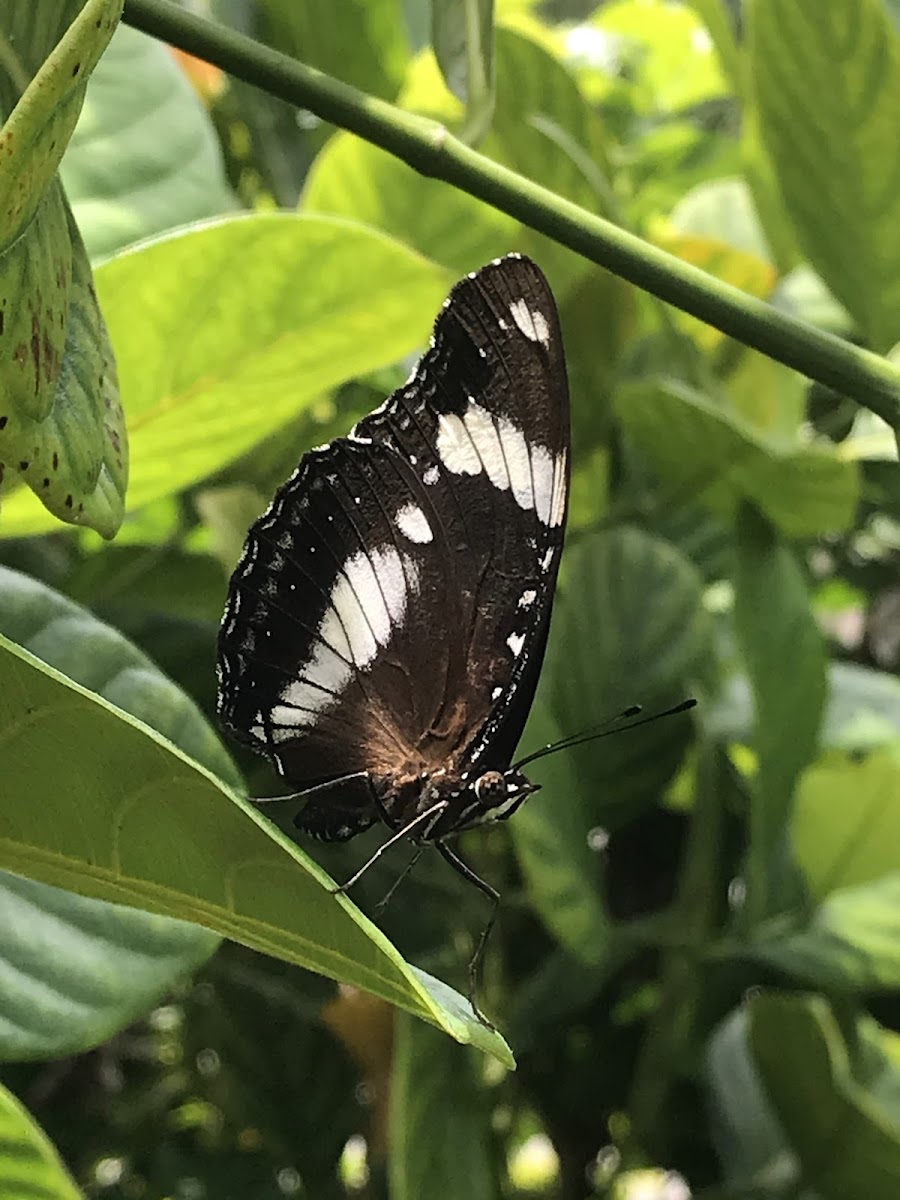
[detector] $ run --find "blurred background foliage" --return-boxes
[1,0,900,1197]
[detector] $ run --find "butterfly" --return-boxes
[217,254,570,1014]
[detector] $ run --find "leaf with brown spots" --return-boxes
[0,0,126,538]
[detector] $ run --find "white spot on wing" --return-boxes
[549,448,567,528]
[395,502,433,544]
[507,631,525,656]
[509,298,550,347]
[518,589,537,608]
[436,399,560,524]
[423,464,439,485]
[267,545,412,728]
[436,413,482,475]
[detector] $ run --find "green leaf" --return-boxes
[511,697,609,962]
[0,1080,83,1200]
[257,0,409,101]
[734,504,827,867]
[307,24,611,285]
[683,0,740,89]
[708,662,900,754]
[540,526,711,828]
[304,132,518,275]
[432,0,495,143]
[752,874,900,992]
[389,1012,496,1200]
[592,0,729,113]
[0,564,225,1058]
[0,872,217,1062]
[669,178,775,263]
[0,0,127,538]
[0,634,513,1066]
[705,1008,801,1194]
[0,216,451,537]
[751,0,900,351]
[793,750,900,899]
[60,23,235,261]
[616,378,859,537]
[748,993,900,1199]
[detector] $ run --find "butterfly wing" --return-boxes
[217,255,569,839]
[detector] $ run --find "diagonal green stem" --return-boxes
[122,0,900,433]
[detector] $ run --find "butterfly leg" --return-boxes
[436,842,500,1029]
[374,845,427,915]
[331,801,448,895]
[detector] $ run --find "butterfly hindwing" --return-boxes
[217,254,570,840]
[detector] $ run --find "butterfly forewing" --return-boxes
[217,254,570,841]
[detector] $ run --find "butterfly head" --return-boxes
[415,766,540,837]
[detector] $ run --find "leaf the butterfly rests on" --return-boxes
[217,255,570,1010]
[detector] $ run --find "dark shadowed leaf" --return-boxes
[750,874,900,992]
[389,1012,495,1200]
[616,378,859,537]
[704,1008,801,1195]
[512,697,609,962]
[734,504,826,863]
[541,526,711,829]
[748,993,900,1199]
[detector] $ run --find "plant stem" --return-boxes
[122,0,900,434]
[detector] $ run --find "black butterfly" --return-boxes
[217,254,569,1012]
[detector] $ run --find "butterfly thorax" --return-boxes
[371,764,540,841]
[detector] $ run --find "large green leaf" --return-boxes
[0,1081,82,1200]
[616,378,859,537]
[0,0,127,538]
[0,634,513,1065]
[734,503,827,871]
[751,0,900,352]
[389,1013,495,1200]
[793,750,900,899]
[61,23,235,261]
[0,216,452,537]
[748,993,900,1200]
[540,526,710,829]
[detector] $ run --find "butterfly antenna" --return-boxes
[513,698,696,771]
[436,842,500,1029]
